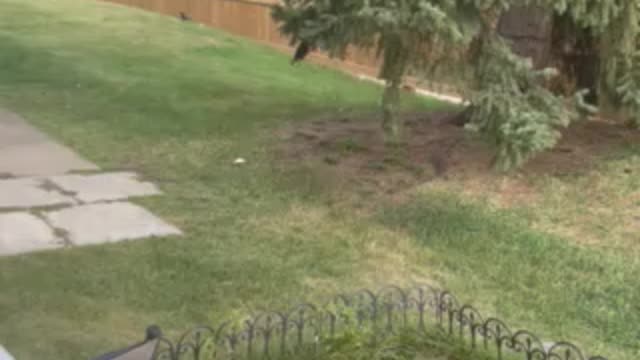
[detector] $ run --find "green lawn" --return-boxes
[0,1,638,359]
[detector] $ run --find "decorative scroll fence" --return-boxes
[136,285,607,360]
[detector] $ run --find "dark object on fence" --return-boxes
[93,285,607,360]
[179,12,192,22]
[291,41,312,64]
[92,326,163,360]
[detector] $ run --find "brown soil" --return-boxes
[278,111,640,201]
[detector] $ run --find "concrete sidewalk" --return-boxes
[0,108,98,177]
[0,109,181,256]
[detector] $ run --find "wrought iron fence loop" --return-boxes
[127,285,607,360]
[510,330,546,360]
[546,342,586,360]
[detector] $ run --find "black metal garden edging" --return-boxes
[93,285,608,360]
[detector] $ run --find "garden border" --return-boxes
[94,285,607,360]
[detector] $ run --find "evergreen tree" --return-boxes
[273,0,639,169]
[464,0,593,169]
[273,0,466,145]
[599,0,640,126]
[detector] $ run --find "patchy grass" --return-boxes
[419,145,640,256]
[0,1,438,359]
[526,152,640,253]
[382,194,640,360]
[0,1,638,360]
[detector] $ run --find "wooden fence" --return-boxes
[100,0,384,76]
[99,0,462,98]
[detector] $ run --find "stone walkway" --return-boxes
[0,108,98,176]
[0,109,181,256]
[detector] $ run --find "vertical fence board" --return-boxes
[190,0,212,25]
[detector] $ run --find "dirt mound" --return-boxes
[278,111,640,196]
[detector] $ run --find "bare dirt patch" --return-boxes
[523,118,640,176]
[278,111,640,205]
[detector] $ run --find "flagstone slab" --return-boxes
[0,178,75,209]
[44,202,181,245]
[47,172,161,203]
[0,108,98,176]
[0,212,64,256]
[0,108,182,256]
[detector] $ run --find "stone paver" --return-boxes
[0,212,63,256]
[44,202,181,245]
[0,108,181,256]
[47,172,161,203]
[0,178,75,209]
[0,108,98,176]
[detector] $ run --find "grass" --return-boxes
[422,147,640,258]
[285,327,499,360]
[0,0,638,359]
[383,194,640,359]
[527,153,640,254]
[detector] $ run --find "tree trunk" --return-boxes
[497,5,553,69]
[498,6,601,104]
[382,80,402,144]
[379,38,409,145]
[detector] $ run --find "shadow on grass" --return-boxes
[377,193,640,359]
